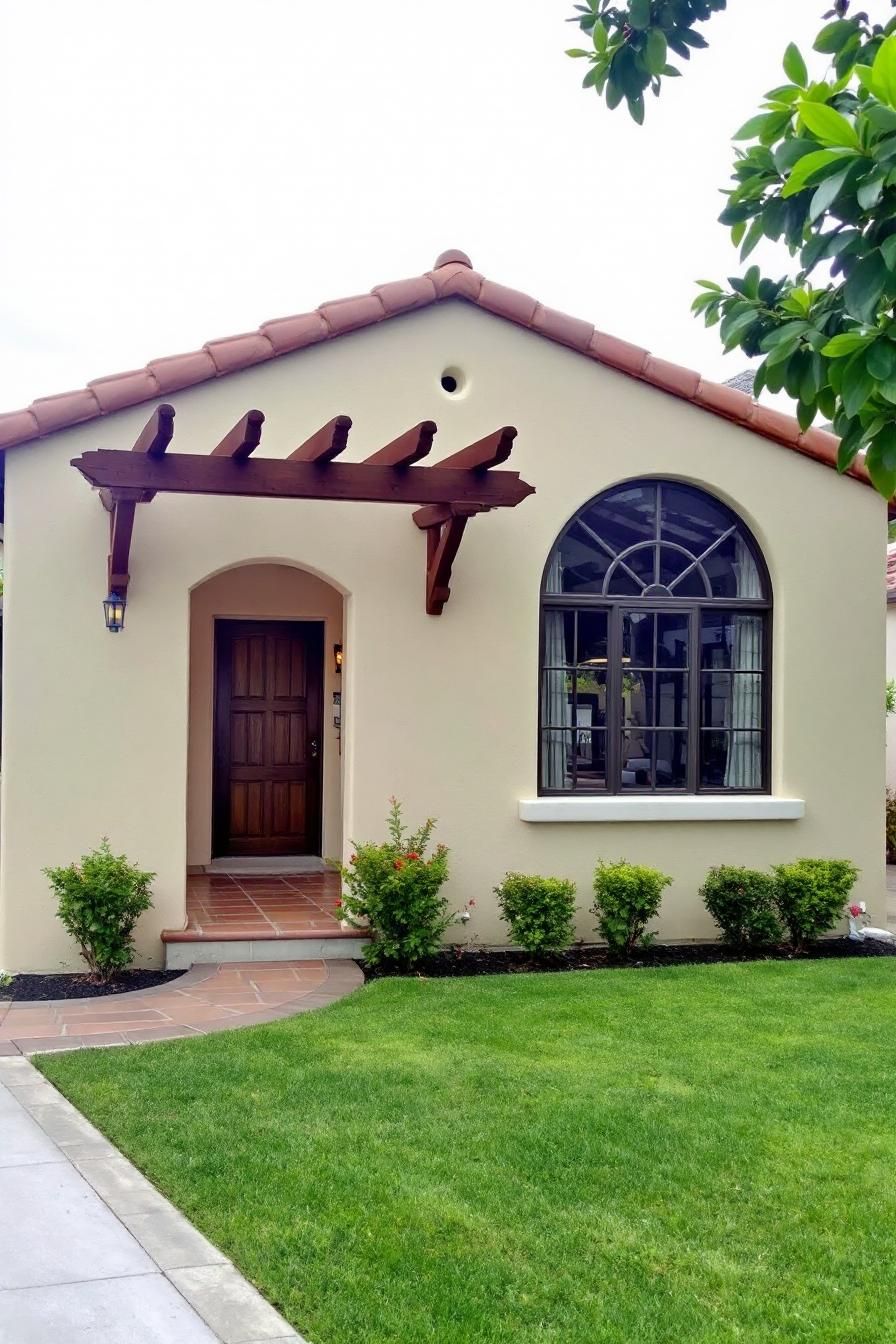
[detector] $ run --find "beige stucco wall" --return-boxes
[887,601,896,792]
[0,299,887,970]
[186,564,344,872]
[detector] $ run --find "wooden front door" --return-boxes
[213,621,323,857]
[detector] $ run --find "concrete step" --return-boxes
[163,931,369,969]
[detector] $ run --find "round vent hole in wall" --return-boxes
[440,366,467,396]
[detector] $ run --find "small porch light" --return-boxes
[103,591,126,633]
[334,643,343,674]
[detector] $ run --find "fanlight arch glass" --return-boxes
[540,480,770,795]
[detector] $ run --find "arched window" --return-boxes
[540,480,771,795]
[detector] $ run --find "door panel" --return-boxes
[213,621,323,856]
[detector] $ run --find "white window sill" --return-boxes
[519,796,805,823]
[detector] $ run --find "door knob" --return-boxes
[310,737,320,759]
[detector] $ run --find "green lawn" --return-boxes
[39,961,896,1344]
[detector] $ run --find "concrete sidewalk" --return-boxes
[0,1056,304,1344]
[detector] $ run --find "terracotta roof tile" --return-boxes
[87,369,161,414]
[318,293,386,335]
[147,350,217,394]
[30,388,100,434]
[204,332,274,375]
[888,547,896,594]
[590,330,650,379]
[259,311,328,355]
[372,276,437,315]
[643,356,701,401]
[478,279,539,326]
[0,248,880,499]
[0,409,40,449]
[531,304,594,352]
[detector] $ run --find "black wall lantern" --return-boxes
[333,643,343,674]
[103,591,126,633]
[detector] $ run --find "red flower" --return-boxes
[394,859,404,871]
[335,899,342,908]
[406,851,420,861]
[350,854,357,864]
[849,903,863,917]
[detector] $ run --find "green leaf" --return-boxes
[866,427,896,497]
[866,104,896,134]
[783,43,808,88]
[781,147,852,199]
[837,420,865,471]
[628,0,651,30]
[867,341,896,382]
[878,376,896,405]
[593,20,608,52]
[740,217,765,262]
[809,165,850,222]
[813,20,858,56]
[820,332,874,358]
[696,279,723,292]
[566,48,590,58]
[733,114,772,142]
[844,252,889,324]
[798,101,859,148]
[627,93,645,125]
[882,236,896,271]
[644,28,667,77]
[872,33,896,109]
[857,170,886,210]
[841,350,874,419]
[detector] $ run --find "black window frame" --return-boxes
[538,479,772,797]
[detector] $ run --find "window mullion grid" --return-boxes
[687,607,700,793]
[607,607,623,794]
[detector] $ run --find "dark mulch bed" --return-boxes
[2,969,186,1002]
[362,938,896,980]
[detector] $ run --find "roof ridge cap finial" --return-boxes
[433,248,473,269]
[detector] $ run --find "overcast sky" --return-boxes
[0,0,830,410]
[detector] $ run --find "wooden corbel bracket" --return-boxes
[413,502,489,616]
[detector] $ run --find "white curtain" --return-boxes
[724,540,762,788]
[542,552,570,789]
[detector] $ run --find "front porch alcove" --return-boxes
[168,561,364,966]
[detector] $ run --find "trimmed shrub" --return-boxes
[887,790,896,864]
[700,866,782,948]
[337,798,451,970]
[45,839,154,982]
[592,860,671,958]
[495,873,577,957]
[772,858,860,950]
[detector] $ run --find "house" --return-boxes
[887,547,896,792]
[0,250,886,972]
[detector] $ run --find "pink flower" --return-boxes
[406,851,420,861]
[849,903,863,917]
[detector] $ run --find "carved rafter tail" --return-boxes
[288,415,353,463]
[132,404,176,457]
[210,409,265,459]
[363,420,437,467]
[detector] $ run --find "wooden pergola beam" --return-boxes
[288,415,352,463]
[364,420,437,468]
[210,409,265,460]
[72,451,534,508]
[433,425,516,472]
[132,404,176,458]
[76,414,535,618]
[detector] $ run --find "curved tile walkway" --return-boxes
[0,959,364,1056]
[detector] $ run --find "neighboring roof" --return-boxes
[888,546,896,601]
[0,249,871,492]
[724,368,756,395]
